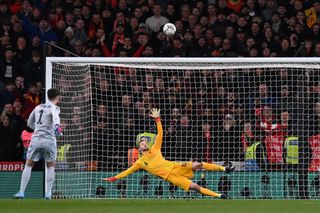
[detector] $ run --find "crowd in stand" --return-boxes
[0,0,320,167]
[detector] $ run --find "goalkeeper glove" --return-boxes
[54,124,62,136]
[103,177,118,182]
[150,108,161,121]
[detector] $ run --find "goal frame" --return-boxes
[45,57,320,199]
[45,57,320,91]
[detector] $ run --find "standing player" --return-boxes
[104,108,234,199]
[14,88,62,199]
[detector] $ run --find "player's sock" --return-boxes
[19,165,32,193]
[46,167,55,197]
[199,187,220,197]
[202,162,225,171]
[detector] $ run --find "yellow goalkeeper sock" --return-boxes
[199,187,220,197]
[202,162,225,171]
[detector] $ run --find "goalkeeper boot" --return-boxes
[225,165,235,174]
[220,194,230,199]
[13,192,24,199]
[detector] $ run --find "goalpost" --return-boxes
[46,57,320,199]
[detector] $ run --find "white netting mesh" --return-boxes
[51,61,320,199]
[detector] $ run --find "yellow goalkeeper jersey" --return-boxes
[115,120,176,180]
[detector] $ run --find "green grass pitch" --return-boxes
[0,199,319,213]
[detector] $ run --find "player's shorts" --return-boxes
[166,162,194,191]
[26,138,57,162]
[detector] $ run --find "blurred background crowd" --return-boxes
[0,1,319,170]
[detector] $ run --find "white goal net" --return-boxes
[47,58,320,199]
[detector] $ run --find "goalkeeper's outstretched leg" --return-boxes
[188,162,234,199]
[189,182,229,199]
[191,162,235,174]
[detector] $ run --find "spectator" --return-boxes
[198,122,213,162]
[15,36,29,64]
[241,120,254,152]
[64,12,74,28]
[0,115,21,161]
[310,23,320,42]
[173,115,196,161]
[310,101,320,136]
[23,15,58,43]
[279,110,292,136]
[117,35,145,57]
[219,91,243,119]
[0,2,11,22]
[93,103,109,137]
[301,39,315,57]
[189,36,211,56]
[30,35,41,52]
[115,94,133,129]
[263,27,279,52]
[262,0,277,21]
[3,100,24,134]
[127,17,139,37]
[88,13,103,40]
[0,81,15,112]
[214,114,242,161]
[21,83,41,120]
[11,21,27,45]
[310,81,320,105]
[108,21,126,56]
[0,47,19,83]
[13,76,25,101]
[133,7,145,23]
[13,100,24,131]
[235,28,247,54]
[24,50,43,86]
[1,102,13,121]
[192,23,203,40]
[163,35,187,57]
[0,35,11,55]
[258,111,281,165]
[271,12,286,36]
[308,101,320,172]
[258,105,278,134]
[153,77,166,106]
[250,21,262,42]
[250,83,276,112]
[141,45,154,57]
[315,42,320,57]
[165,4,176,23]
[278,38,293,57]
[277,85,294,113]
[95,78,112,106]
[211,36,222,56]
[220,38,237,56]
[73,18,87,43]
[145,4,169,34]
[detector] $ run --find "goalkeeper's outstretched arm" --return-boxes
[103,163,140,182]
[150,108,163,150]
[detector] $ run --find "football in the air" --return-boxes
[163,23,176,36]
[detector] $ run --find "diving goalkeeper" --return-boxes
[103,108,234,199]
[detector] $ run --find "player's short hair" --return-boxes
[47,88,60,100]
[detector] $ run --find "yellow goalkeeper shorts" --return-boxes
[166,162,194,191]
